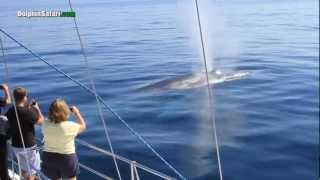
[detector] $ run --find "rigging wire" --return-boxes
[0,35,32,177]
[194,0,224,180]
[66,0,122,179]
[0,36,9,81]
[0,35,16,176]
[0,28,187,180]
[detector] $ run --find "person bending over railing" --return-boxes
[42,99,86,180]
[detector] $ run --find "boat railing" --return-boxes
[9,138,176,180]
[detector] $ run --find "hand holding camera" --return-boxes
[30,99,40,110]
[0,84,11,105]
[70,106,80,115]
[0,84,9,91]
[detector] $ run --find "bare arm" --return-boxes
[70,106,86,134]
[1,84,11,105]
[32,102,44,125]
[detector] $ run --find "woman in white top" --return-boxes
[42,99,86,180]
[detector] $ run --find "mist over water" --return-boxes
[176,1,245,178]
[177,0,241,72]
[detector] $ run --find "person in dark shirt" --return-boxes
[6,87,44,180]
[0,84,11,180]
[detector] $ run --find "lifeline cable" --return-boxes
[0,28,187,180]
[66,0,122,179]
[194,0,224,180]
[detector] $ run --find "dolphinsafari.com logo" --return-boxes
[17,10,76,18]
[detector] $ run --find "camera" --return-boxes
[30,99,37,106]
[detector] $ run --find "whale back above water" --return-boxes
[139,70,250,91]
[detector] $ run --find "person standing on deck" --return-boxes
[42,99,86,180]
[0,84,11,180]
[6,87,44,180]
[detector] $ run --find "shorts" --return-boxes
[12,146,41,176]
[41,151,80,179]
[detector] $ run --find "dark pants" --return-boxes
[41,151,80,179]
[0,135,9,180]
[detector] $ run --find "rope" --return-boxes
[0,28,187,180]
[194,0,223,180]
[66,1,122,179]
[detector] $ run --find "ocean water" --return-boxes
[0,0,319,179]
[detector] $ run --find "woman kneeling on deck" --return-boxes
[42,99,86,180]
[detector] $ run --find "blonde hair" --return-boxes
[49,99,70,124]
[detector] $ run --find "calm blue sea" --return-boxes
[0,0,319,179]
